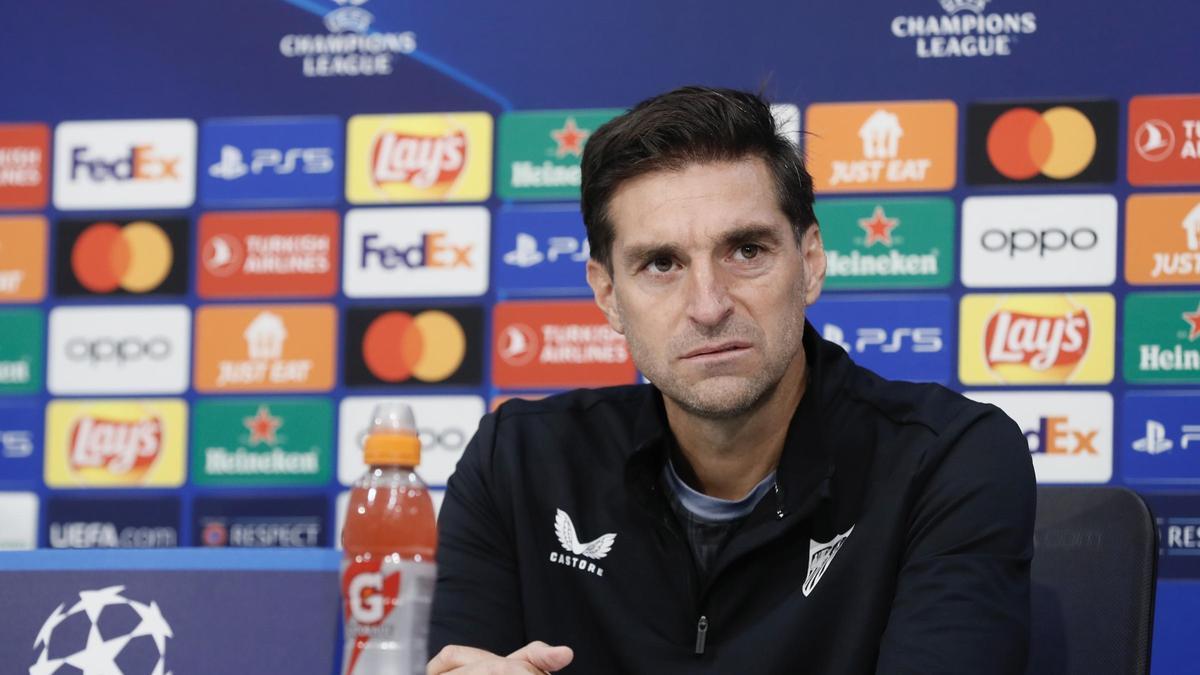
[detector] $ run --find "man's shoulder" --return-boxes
[837,361,997,438]
[494,385,648,422]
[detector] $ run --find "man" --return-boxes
[428,86,1035,674]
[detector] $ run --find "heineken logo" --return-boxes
[816,198,953,289]
[192,399,332,486]
[498,109,621,200]
[1124,293,1200,382]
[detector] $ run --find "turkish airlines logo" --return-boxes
[371,130,465,188]
[0,123,49,209]
[197,211,338,299]
[1128,95,1200,186]
[498,323,539,366]
[1136,120,1175,162]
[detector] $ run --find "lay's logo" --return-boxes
[371,130,466,189]
[68,415,162,479]
[45,399,187,488]
[347,113,492,204]
[984,308,1090,373]
[960,294,1114,385]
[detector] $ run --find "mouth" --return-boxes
[680,342,753,360]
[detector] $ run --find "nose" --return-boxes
[684,261,734,329]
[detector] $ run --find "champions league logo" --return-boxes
[278,0,417,78]
[29,585,173,675]
[891,0,1038,58]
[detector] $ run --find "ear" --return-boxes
[802,225,826,306]
[586,259,624,334]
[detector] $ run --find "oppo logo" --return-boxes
[980,227,1099,258]
[65,336,172,363]
[356,426,466,451]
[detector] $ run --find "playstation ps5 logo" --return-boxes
[940,0,989,13]
[1132,420,1200,456]
[502,233,589,268]
[208,145,334,181]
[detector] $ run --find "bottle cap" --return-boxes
[363,402,421,466]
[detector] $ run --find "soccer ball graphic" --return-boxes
[29,585,173,675]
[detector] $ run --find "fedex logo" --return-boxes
[360,232,474,270]
[1025,416,1099,455]
[53,119,196,209]
[966,391,1112,484]
[70,145,180,182]
[343,207,489,298]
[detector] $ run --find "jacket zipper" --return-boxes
[694,615,708,655]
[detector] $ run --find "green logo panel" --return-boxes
[816,198,954,290]
[191,398,332,486]
[497,109,623,200]
[0,308,43,394]
[1124,292,1200,383]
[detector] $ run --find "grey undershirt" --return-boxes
[662,458,776,577]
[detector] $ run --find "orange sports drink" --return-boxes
[340,403,438,675]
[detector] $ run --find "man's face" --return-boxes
[587,157,825,418]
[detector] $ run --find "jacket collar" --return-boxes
[626,320,847,517]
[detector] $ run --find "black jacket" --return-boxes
[431,323,1035,674]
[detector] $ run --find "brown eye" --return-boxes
[651,257,674,273]
[738,244,761,259]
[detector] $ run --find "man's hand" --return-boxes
[427,641,575,674]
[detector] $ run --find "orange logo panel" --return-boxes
[806,101,957,193]
[492,301,636,389]
[194,304,336,392]
[197,210,339,298]
[1128,95,1200,186]
[0,124,49,209]
[0,216,46,301]
[1126,193,1200,285]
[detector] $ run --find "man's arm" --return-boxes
[875,406,1036,675]
[429,411,527,658]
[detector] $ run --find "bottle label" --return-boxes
[341,554,437,675]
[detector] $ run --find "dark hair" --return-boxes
[580,86,816,270]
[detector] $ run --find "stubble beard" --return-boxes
[620,297,808,421]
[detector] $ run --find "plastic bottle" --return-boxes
[341,402,438,675]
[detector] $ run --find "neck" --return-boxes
[663,346,807,501]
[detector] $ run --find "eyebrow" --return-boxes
[618,222,787,271]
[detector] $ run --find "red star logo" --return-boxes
[858,206,900,247]
[1183,303,1200,341]
[243,405,282,445]
[550,117,589,158]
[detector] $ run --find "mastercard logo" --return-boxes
[70,221,173,293]
[967,101,1117,186]
[986,107,1096,181]
[361,310,466,383]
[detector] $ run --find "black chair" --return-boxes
[1026,486,1157,675]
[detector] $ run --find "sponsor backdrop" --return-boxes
[1,0,1199,671]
